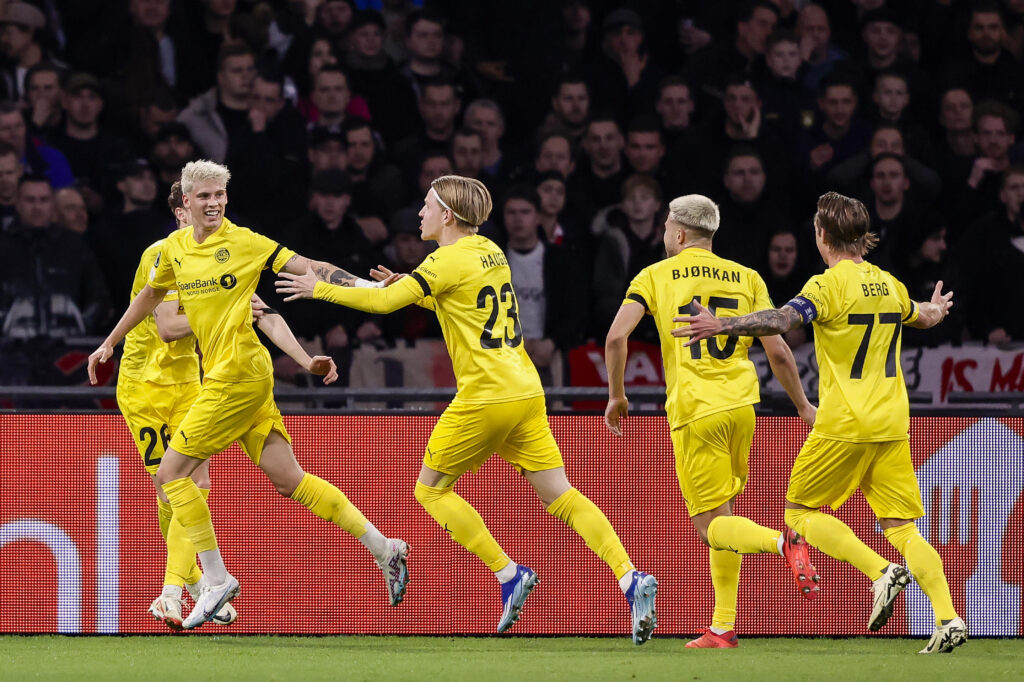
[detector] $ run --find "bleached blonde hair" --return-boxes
[431,174,492,231]
[668,194,719,236]
[180,160,231,194]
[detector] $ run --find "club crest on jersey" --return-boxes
[220,273,237,289]
[215,248,230,263]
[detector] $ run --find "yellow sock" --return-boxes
[291,473,369,538]
[414,481,510,572]
[547,488,634,579]
[785,508,889,579]
[156,497,173,539]
[710,549,741,631]
[707,516,781,554]
[163,489,208,587]
[885,524,957,625]
[161,477,218,553]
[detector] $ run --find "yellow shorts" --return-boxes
[423,395,564,477]
[169,376,290,465]
[117,375,201,475]
[787,432,925,519]
[671,405,755,517]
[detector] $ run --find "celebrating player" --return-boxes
[132,182,339,629]
[604,194,819,649]
[276,174,659,644]
[674,192,965,654]
[89,160,410,630]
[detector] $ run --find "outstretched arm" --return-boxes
[252,295,337,384]
[88,284,168,383]
[672,302,803,345]
[760,334,816,427]
[604,302,645,436]
[276,269,424,314]
[906,280,953,329]
[279,253,394,288]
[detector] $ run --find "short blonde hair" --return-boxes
[668,194,719,235]
[431,174,492,230]
[180,159,231,194]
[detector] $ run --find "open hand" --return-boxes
[306,355,339,384]
[370,264,406,286]
[931,280,953,318]
[276,269,318,301]
[670,300,722,345]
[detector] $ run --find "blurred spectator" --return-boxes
[150,121,195,201]
[0,2,52,100]
[866,153,926,269]
[0,174,110,338]
[376,207,441,343]
[226,67,307,231]
[392,77,460,179]
[715,148,789,270]
[758,30,815,148]
[624,114,685,197]
[569,115,627,222]
[936,86,975,163]
[53,186,87,235]
[306,65,359,131]
[826,124,941,208]
[943,1,1024,113]
[131,86,180,156]
[763,227,810,348]
[539,73,590,144]
[501,185,586,381]
[590,173,664,339]
[451,127,483,180]
[414,150,453,199]
[307,126,347,174]
[798,74,871,183]
[51,72,130,214]
[951,100,1020,231]
[533,130,576,179]
[856,8,927,111]
[316,0,355,42]
[534,170,569,245]
[796,2,848,92]
[0,140,22,230]
[178,43,256,162]
[465,98,517,187]
[870,71,933,163]
[587,8,661,125]
[24,61,62,139]
[0,100,72,187]
[956,165,1024,345]
[654,76,696,147]
[894,224,958,347]
[88,159,164,296]
[344,116,406,223]
[398,10,472,101]
[345,9,417,142]
[684,0,778,112]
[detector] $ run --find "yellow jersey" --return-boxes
[786,259,919,442]
[118,239,199,386]
[313,234,544,404]
[149,219,296,383]
[624,247,772,429]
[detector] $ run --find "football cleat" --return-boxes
[497,565,538,633]
[376,539,410,606]
[210,602,238,626]
[182,574,240,630]
[625,571,658,645]
[685,629,739,649]
[918,617,968,654]
[868,563,910,631]
[781,529,821,600]
[148,595,183,631]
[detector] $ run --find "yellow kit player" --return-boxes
[675,192,964,654]
[128,182,339,629]
[604,194,819,649]
[90,161,410,630]
[276,175,659,644]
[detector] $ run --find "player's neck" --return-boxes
[824,250,863,268]
[193,220,224,243]
[438,224,474,247]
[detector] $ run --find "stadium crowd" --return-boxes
[0,0,1022,387]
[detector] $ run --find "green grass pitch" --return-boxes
[2,636,1020,681]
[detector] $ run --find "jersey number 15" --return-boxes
[678,295,739,360]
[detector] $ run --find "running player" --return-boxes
[134,182,338,629]
[89,160,409,630]
[674,192,964,653]
[276,175,659,644]
[604,194,819,649]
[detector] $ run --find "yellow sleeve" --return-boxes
[148,244,175,290]
[313,276,424,313]
[623,267,655,315]
[251,230,297,273]
[790,272,833,323]
[410,249,458,299]
[894,277,919,324]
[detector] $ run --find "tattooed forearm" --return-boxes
[719,306,803,337]
[310,262,357,286]
[283,254,301,271]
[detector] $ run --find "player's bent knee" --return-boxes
[414,480,446,507]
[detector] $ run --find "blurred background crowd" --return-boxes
[1,0,1022,388]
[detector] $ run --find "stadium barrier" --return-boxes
[1,414,1021,636]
